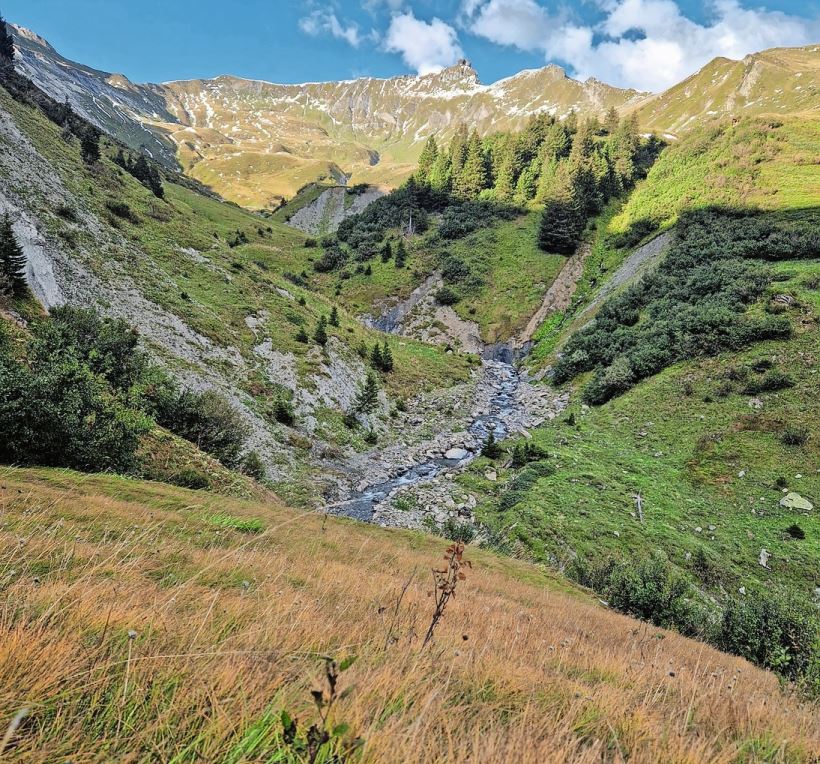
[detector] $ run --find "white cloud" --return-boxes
[299,9,363,48]
[462,0,817,91]
[384,11,464,74]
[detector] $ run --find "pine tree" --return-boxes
[448,123,469,189]
[0,15,15,64]
[453,130,488,199]
[514,158,539,204]
[415,136,438,183]
[380,240,392,263]
[329,305,340,327]
[295,326,309,343]
[79,128,100,165]
[314,315,328,346]
[534,156,559,203]
[428,150,452,192]
[395,239,407,269]
[354,371,380,414]
[380,341,393,372]
[541,122,572,162]
[538,169,585,255]
[604,106,620,135]
[0,215,27,296]
[481,431,501,459]
[492,138,517,201]
[370,342,384,370]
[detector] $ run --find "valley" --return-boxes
[0,14,818,762]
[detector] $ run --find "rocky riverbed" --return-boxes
[328,359,567,528]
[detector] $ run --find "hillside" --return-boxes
[1,466,818,762]
[637,45,820,136]
[0,76,499,507]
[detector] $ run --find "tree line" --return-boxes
[414,109,662,254]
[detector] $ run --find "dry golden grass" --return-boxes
[0,466,817,763]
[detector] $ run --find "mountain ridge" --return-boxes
[9,24,819,208]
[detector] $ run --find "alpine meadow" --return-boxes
[0,4,818,762]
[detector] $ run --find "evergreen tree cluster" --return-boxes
[0,214,27,297]
[414,112,660,255]
[370,341,394,373]
[114,150,165,198]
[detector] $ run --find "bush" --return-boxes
[242,451,267,481]
[105,200,139,224]
[713,590,819,685]
[570,553,707,637]
[781,426,808,446]
[742,370,794,395]
[785,523,805,540]
[440,518,477,543]
[510,442,549,467]
[155,390,249,469]
[0,352,147,473]
[554,208,805,403]
[435,286,459,306]
[171,468,211,490]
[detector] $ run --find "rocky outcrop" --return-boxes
[287,186,385,236]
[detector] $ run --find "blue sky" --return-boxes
[4,0,819,91]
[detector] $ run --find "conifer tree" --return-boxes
[314,315,328,346]
[541,122,572,162]
[492,138,517,201]
[514,159,539,204]
[538,169,585,255]
[534,156,559,203]
[415,136,438,183]
[370,342,384,370]
[481,431,501,459]
[0,15,14,64]
[448,123,469,189]
[0,215,27,296]
[79,128,100,165]
[564,109,578,133]
[380,240,392,263]
[428,150,452,192]
[329,305,340,327]
[395,239,407,268]
[604,106,620,135]
[454,130,488,199]
[354,371,380,414]
[380,341,393,372]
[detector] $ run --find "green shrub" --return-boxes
[742,370,794,395]
[781,426,808,446]
[554,208,805,402]
[155,389,249,469]
[171,468,211,490]
[713,590,819,686]
[0,351,147,473]
[435,286,459,306]
[440,518,477,543]
[242,451,267,481]
[570,553,708,637]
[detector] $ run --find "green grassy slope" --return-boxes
[467,116,820,604]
